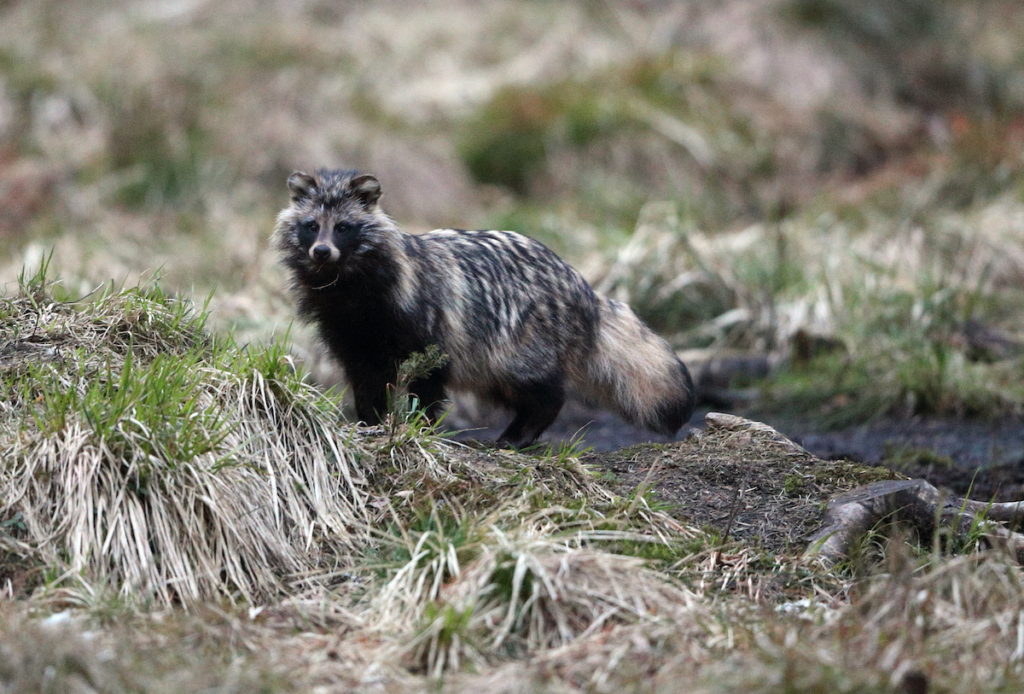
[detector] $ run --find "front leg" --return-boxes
[347,365,395,425]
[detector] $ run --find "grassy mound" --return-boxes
[0,266,676,606]
[0,262,373,604]
[596,417,898,552]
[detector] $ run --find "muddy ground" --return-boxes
[449,400,1024,503]
[764,415,1024,502]
[587,418,897,553]
[447,406,895,555]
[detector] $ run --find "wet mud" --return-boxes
[449,401,1024,502]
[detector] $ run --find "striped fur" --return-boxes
[274,168,695,447]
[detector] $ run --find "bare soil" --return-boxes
[451,400,1024,505]
[448,403,897,550]
[583,423,896,552]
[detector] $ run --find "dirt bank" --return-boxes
[450,401,1024,502]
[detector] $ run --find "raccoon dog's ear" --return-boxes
[287,171,318,202]
[349,174,382,207]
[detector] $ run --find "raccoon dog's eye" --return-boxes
[297,218,318,246]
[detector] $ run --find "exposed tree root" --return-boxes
[703,413,1024,563]
[807,478,1024,563]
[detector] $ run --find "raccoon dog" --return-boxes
[275,169,695,448]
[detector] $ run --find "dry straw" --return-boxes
[0,271,373,604]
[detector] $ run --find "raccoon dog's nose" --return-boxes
[310,244,333,262]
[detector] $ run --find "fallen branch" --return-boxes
[702,412,1024,564]
[807,478,1024,563]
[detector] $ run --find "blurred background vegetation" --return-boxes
[2,0,1024,430]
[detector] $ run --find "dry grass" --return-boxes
[437,546,1024,694]
[696,550,1024,694]
[590,194,1024,423]
[0,605,296,692]
[0,269,375,605]
[7,546,1021,693]
[399,545,697,677]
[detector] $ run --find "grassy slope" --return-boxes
[2,268,1022,693]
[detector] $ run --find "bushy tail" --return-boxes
[572,297,695,435]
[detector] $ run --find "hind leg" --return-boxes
[495,379,565,449]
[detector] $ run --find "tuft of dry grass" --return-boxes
[0,269,374,604]
[402,544,698,678]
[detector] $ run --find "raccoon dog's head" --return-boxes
[278,169,385,268]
